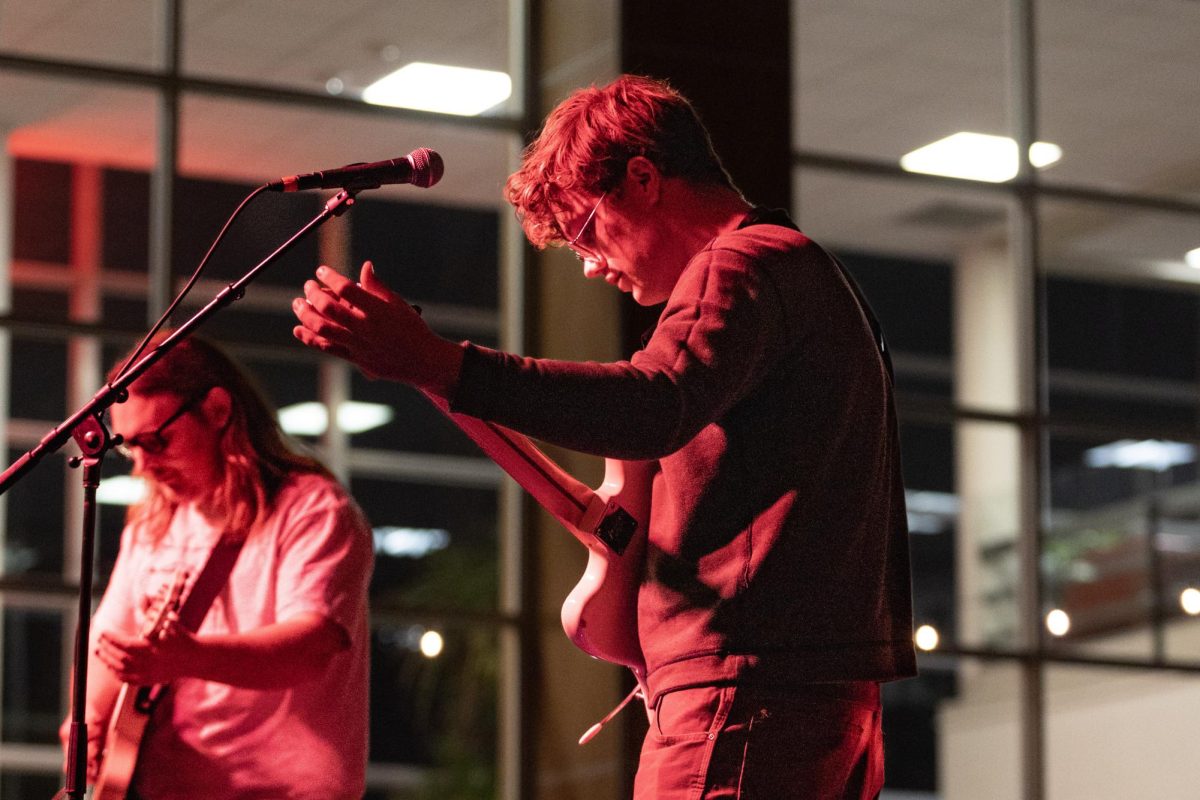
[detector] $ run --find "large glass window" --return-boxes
[793,1,1200,797]
[0,5,527,796]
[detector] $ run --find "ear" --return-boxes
[201,387,234,430]
[624,156,662,205]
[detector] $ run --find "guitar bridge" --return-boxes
[593,503,638,555]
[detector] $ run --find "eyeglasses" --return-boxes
[115,389,210,458]
[565,190,607,263]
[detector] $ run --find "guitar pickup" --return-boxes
[592,502,638,555]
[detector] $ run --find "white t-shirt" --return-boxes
[91,472,374,800]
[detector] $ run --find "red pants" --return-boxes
[633,682,884,800]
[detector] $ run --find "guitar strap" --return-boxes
[125,531,246,721]
[175,532,246,633]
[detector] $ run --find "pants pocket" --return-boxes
[653,684,734,741]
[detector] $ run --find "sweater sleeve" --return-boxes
[448,242,786,460]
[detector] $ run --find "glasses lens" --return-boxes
[139,434,167,455]
[117,432,166,458]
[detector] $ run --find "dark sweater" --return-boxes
[451,213,916,704]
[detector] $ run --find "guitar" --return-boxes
[422,393,654,703]
[91,569,189,800]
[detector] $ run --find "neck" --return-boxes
[664,182,754,254]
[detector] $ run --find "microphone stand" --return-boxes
[0,189,360,800]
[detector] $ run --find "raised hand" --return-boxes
[291,261,463,397]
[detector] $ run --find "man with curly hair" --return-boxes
[293,74,914,799]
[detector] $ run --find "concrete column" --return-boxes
[954,241,1034,646]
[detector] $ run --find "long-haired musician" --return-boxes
[61,333,372,799]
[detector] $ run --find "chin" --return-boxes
[632,289,666,306]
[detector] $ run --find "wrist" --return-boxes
[419,338,466,400]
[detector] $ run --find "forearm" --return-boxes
[82,649,124,724]
[183,614,346,690]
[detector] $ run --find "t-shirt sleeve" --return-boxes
[90,523,144,644]
[272,479,374,645]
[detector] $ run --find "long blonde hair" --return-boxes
[111,332,330,541]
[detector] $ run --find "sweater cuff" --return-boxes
[447,341,499,419]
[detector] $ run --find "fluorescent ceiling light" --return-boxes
[278,401,395,436]
[373,526,451,558]
[900,131,1062,182]
[97,475,147,506]
[1186,247,1200,269]
[905,490,959,534]
[362,62,512,116]
[1084,439,1196,472]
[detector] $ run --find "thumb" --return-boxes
[359,260,393,299]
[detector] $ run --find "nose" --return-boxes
[581,257,607,280]
[129,447,149,472]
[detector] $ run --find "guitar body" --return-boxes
[560,458,653,684]
[92,685,156,800]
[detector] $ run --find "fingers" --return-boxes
[315,265,383,311]
[292,265,380,343]
[96,632,129,664]
[96,631,152,678]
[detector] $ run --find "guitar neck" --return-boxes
[421,392,602,543]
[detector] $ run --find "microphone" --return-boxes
[267,147,444,192]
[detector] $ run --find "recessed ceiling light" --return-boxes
[900,131,1062,182]
[362,62,512,116]
[1185,247,1200,269]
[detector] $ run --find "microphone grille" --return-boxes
[408,147,444,188]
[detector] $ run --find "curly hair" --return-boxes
[109,332,331,542]
[504,74,737,249]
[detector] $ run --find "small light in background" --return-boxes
[325,77,345,96]
[1186,247,1200,270]
[362,62,512,116]
[1180,587,1200,616]
[914,624,940,651]
[900,131,1062,183]
[1045,608,1071,637]
[419,629,444,658]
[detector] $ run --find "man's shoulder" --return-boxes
[709,221,813,260]
[274,471,355,518]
